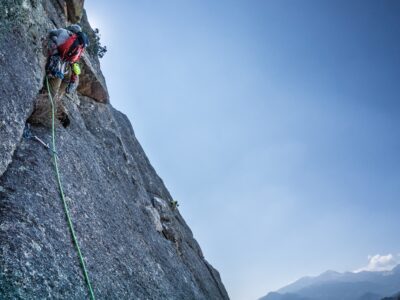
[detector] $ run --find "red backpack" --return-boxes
[58,32,87,63]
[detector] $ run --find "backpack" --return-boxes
[58,31,89,63]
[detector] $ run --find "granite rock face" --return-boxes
[0,1,229,299]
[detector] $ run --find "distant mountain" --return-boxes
[261,292,311,300]
[260,265,400,300]
[381,291,400,300]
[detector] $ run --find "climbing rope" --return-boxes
[45,76,96,300]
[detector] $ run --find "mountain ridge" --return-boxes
[261,265,400,300]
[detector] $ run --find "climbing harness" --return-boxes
[45,76,96,300]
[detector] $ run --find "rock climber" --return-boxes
[44,24,89,126]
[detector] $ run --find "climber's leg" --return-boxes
[48,76,62,101]
[56,73,71,127]
[49,76,70,126]
[28,77,61,126]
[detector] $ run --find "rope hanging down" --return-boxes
[45,76,96,300]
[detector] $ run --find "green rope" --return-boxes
[45,76,96,300]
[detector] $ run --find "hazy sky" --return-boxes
[85,1,400,299]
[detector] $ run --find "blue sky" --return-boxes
[85,1,400,299]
